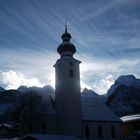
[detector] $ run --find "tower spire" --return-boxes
[57,21,76,57]
[65,20,67,33]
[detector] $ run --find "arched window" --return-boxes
[111,126,115,139]
[98,125,102,139]
[85,125,90,139]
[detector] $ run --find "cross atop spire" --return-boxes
[65,20,67,33]
[61,20,71,42]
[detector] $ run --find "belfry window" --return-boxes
[85,125,90,139]
[98,125,102,139]
[69,69,74,78]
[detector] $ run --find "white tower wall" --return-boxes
[54,57,82,138]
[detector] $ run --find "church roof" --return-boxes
[82,97,121,122]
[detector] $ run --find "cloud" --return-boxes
[0,70,45,89]
[0,48,57,83]
[79,55,140,94]
[0,70,114,95]
[0,0,140,95]
[92,75,114,95]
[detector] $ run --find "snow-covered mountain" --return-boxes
[17,86,28,93]
[82,88,98,97]
[0,89,21,104]
[107,75,139,96]
[0,75,140,119]
[18,85,54,95]
[18,85,55,101]
[106,75,140,116]
[0,85,55,122]
[81,88,107,103]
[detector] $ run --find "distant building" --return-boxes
[121,114,140,139]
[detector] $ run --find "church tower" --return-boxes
[54,24,82,138]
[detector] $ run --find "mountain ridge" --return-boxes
[106,75,140,116]
[0,75,140,117]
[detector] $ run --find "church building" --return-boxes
[18,25,123,140]
[53,25,122,140]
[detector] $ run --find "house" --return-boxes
[120,114,140,139]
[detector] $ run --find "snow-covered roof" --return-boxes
[82,97,121,122]
[19,134,81,140]
[120,114,140,122]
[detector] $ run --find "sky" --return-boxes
[0,0,140,94]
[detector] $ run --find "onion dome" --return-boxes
[57,24,76,57]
